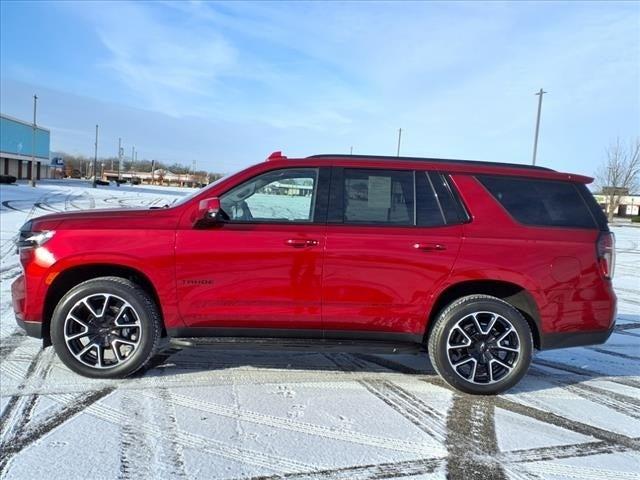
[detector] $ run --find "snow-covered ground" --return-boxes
[0,180,638,479]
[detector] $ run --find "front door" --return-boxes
[175,167,329,331]
[321,168,462,339]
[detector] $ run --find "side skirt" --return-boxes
[166,328,424,354]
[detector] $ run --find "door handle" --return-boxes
[285,238,319,248]
[413,243,446,252]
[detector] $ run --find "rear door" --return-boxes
[321,167,463,339]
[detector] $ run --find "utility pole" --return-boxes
[30,95,38,187]
[131,146,135,169]
[350,146,353,155]
[532,88,547,166]
[118,137,123,182]
[92,124,99,188]
[396,128,402,157]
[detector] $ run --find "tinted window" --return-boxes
[478,176,596,228]
[430,172,468,224]
[343,169,414,225]
[416,172,445,226]
[221,168,318,222]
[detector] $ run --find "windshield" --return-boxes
[169,170,241,208]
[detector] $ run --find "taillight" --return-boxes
[597,232,615,279]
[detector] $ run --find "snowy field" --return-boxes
[0,180,639,480]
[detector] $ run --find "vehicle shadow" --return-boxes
[139,335,639,396]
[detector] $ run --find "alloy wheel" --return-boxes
[63,293,142,369]
[446,311,521,384]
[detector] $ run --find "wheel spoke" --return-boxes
[113,337,137,347]
[114,303,140,327]
[484,314,498,335]
[496,327,514,343]
[111,341,123,362]
[95,344,104,368]
[68,314,89,329]
[452,357,474,368]
[65,330,89,341]
[496,344,519,353]
[75,341,97,358]
[468,358,478,382]
[490,358,513,373]
[82,299,101,318]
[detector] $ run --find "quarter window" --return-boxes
[220,168,318,222]
[478,175,596,228]
[342,169,414,225]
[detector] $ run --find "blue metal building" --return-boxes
[0,113,52,179]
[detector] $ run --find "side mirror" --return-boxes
[197,197,226,225]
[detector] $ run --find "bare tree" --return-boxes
[595,137,640,220]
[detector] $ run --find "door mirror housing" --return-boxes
[197,197,226,225]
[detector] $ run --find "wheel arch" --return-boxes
[42,264,165,346]
[425,280,542,349]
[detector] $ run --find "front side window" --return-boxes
[342,169,414,225]
[221,168,318,222]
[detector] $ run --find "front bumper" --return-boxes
[12,274,44,339]
[16,317,43,338]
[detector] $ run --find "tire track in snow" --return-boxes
[154,389,188,479]
[0,387,116,474]
[324,353,447,445]
[239,457,444,480]
[117,393,156,480]
[528,367,640,419]
[533,358,640,389]
[354,355,640,458]
[51,392,317,474]
[143,389,432,455]
[0,330,26,363]
[445,395,507,480]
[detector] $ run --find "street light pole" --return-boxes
[532,88,547,166]
[30,94,38,187]
[92,124,98,188]
[396,128,402,157]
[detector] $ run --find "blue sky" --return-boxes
[1,1,638,174]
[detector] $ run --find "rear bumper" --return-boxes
[539,325,614,350]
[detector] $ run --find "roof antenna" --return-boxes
[396,128,402,157]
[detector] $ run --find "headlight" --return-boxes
[17,230,56,250]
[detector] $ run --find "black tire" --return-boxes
[428,294,533,395]
[51,276,161,378]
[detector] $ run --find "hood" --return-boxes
[27,207,180,231]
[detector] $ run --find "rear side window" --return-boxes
[478,176,597,228]
[342,169,414,225]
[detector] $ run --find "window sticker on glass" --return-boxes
[367,176,391,209]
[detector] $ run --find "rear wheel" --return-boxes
[428,294,533,395]
[51,276,161,378]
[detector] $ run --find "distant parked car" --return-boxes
[11,152,616,394]
[95,179,110,186]
[0,174,17,184]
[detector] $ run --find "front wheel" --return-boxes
[428,294,533,395]
[51,276,161,378]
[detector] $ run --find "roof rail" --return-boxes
[306,154,554,172]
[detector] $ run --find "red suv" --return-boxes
[12,153,616,394]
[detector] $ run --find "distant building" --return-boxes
[0,113,55,179]
[103,168,206,187]
[594,192,640,217]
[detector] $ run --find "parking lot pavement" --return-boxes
[1,181,639,479]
